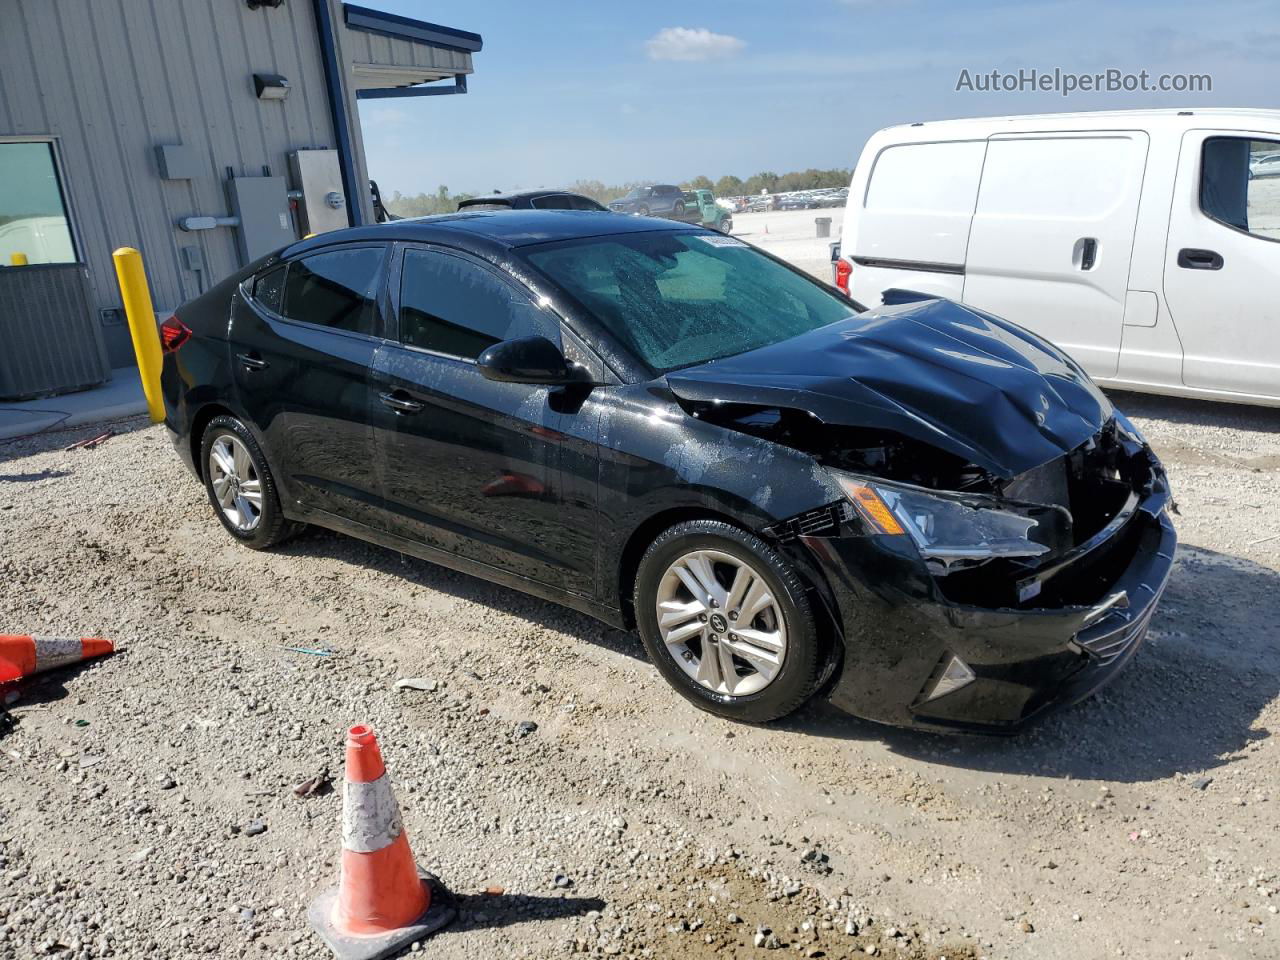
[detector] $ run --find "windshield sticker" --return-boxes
[697,235,748,248]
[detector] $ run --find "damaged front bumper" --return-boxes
[780,485,1177,733]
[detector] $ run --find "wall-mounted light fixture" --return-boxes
[246,0,285,9]
[253,73,291,101]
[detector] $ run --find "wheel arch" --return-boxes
[616,506,744,629]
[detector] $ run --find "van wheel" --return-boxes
[200,415,301,550]
[634,520,822,722]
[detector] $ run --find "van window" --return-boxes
[865,141,986,213]
[1201,137,1280,242]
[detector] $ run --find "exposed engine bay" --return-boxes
[687,398,1167,609]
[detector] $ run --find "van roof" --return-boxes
[879,107,1280,136]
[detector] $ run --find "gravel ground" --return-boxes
[0,387,1277,960]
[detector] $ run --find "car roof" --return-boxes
[282,210,698,257]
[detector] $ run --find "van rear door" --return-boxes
[963,132,1150,379]
[846,139,986,304]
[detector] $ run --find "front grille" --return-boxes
[1075,592,1161,666]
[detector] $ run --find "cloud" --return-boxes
[646,27,745,62]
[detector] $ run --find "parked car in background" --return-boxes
[609,184,686,217]
[1249,153,1280,179]
[675,189,733,232]
[458,190,608,212]
[160,211,1174,732]
[777,194,818,211]
[834,108,1280,407]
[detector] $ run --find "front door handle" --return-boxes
[1177,248,1224,270]
[379,391,425,415]
[237,352,269,371]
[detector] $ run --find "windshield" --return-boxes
[524,231,860,373]
[624,187,651,199]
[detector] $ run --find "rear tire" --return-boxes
[634,520,822,722]
[200,415,301,550]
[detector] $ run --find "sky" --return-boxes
[356,0,1280,198]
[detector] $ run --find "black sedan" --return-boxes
[457,190,608,212]
[159,211,1176,732]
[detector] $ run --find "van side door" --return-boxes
[962,132,1150,379]
[1163,130,1280,398]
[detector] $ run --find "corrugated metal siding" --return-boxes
[0,0,476,375]
[0,264,110,400]
[0,0,337,364]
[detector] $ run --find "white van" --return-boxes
[834,109,1280,406]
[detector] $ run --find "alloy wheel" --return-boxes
[207,434,263,532]
[655,549,787,697]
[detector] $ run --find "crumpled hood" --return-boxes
[665,298,1113,479]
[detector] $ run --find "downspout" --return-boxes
[312,0,364,227]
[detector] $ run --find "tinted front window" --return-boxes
[399,250,559,360]
[280,248,384,335]
[525,232,857,373]
[1202,137,1280,241]
[569,195,605,211]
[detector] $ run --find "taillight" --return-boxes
[159,315,192,353]
[834,258,853,294]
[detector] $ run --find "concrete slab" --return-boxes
[0,367,147,441]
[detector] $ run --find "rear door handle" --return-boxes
[237,352,269,371]
[379,391,425,414]
[1075,237,1098,271]
[1177,248,1224,270]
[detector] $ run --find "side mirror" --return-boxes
[476,336,591,385]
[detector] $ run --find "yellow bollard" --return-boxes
[112,247,165,424]
[9,252,28,266]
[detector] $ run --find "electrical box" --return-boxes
[289,149,348,236]
[156,144,201,180]
[227,175,295,263]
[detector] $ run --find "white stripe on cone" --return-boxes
[31,636,86,671]
[341,774,405,853]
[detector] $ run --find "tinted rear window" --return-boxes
[280,247,384,336]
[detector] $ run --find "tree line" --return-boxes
[382,167,852,218]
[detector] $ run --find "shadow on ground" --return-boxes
[276,528,647,664]
[443,890,606,935]
[0,655,119,742]
[278,523,1277,785]
[783,543,1277,783]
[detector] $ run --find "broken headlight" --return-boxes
[831,473,1070,574]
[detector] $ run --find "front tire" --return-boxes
[634,520,822,722]
[200,415,299,550]
[636,204,650,217]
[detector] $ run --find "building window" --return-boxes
[0,141,77,265]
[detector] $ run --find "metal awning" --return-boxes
[342,3,481,99]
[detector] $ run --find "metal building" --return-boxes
[0,0,480,399]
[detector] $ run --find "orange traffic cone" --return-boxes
[0,635,114,685]
[308,724,454,959]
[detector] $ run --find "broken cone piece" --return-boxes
[0,635,115,685]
